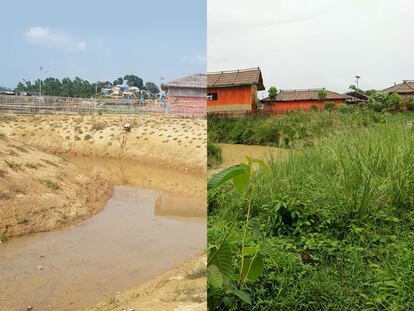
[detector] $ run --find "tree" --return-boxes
[123,74,143,89]
[144,82,160,94]
[113,77,123,85]
[42,77,62,96]
[61,77,73,97]
[268,86,278,100]
[318,88,327,102]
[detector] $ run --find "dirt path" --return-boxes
[0,134,111,239]
[84,255,207,311]
[0,114,207,173]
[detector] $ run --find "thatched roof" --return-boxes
[161,73,206,91]
[383,80,414,94]
[208,67,265,90]
[261,88,349,102]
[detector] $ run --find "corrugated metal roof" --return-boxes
[208,67,265,90]
[383,80,414,94]
[261,88,349,102]
[161,73,207,90]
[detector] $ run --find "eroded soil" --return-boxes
[0,135,111,239]
[0,114,207,173]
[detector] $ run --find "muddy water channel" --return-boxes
[215,143,286,170]
[0,157,206,311]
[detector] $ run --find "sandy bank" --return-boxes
[0,114,207,173]
[0,134,112,239]
[84,255,206,311]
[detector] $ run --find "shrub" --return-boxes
[310,105,319,112]
[318,88,327,102]
[324,101,336,112]
[368,92,402,112]
[44,180,60,191]
[407,98,414,111]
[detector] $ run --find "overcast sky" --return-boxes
[0,0,206,89]
[208,0,414,94]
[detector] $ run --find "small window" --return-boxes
[207,93,218,101]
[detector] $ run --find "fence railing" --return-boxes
[0,95,206,118]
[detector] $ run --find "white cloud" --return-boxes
[25,26,86,51]
[208,0,414,92]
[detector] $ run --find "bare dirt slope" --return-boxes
[0,133,112,239]
[0,115,207,173]
[85,255,207,311]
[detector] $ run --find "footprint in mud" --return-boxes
[162,140,169,143]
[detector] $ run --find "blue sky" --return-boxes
[0,0,206,89]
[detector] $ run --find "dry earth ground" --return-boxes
[0,114,207,173]
[85,255,207,311]
[0,133,111,239]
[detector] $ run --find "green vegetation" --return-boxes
[44,180,60,191]
[208,141,222,168]
[368,93,403,112]
[208,110,399,148]
[324,101,336,112]
[4,160,24,172]
[268,86,278,99]
[208,159,269,309]
[14,74,159,97]
[208,121,414,309]
[318,88,327,102]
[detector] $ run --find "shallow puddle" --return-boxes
[0,158,206,311]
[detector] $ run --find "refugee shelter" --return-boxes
[161,73,207,117]
[207,67,265,113]
[383,80,414,100]
[261,88,349,113]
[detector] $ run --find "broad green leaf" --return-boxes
[211,241,233,279]
[207,264,223,288]
[243,246,257,257]
[241,255,264,282]
[233,170,250,192]
[207,165,246,192]
[228,287,252,305]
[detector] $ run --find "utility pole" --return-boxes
[39,67,49,97]
[355,75,361,90]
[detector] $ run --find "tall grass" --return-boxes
[208,141,222,168]
[208,111,411,148]
[208,122,414,309]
